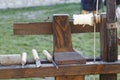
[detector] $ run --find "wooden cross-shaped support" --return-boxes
[14,14,96,80]
[53,14,86,65]
[53,14,85,80]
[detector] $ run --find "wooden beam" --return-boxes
[100,14,107,61]
[100,0,118,80]
[13,21,100,35]
[0,61,120,79]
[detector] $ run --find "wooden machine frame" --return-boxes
[0,0,120,80]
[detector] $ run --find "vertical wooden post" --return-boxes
[53,14,73,52]
[100,14,107,61]
[100,0,118,80]
[53,14,85,80]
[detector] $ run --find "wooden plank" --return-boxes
[100,14,107,61]
[13,21,100,35]
[100,0,118,80]
[0,61,120,79]
[52,14,86,65]
[25,57,101,64]
[106,0,118,62]
[14,22,53,35]
[54,52,86,65]
[53,14,73,52]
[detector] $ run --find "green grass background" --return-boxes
[0,3,120,80]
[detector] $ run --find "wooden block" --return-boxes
[53,14,73,52]
[54,52,86,65]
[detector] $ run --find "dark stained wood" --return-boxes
[52,14,86,64]
[52,14,85,80]
[13,21,100,35]
[0,61,120,79]
[100,0,118,80]
[106,28,118,62]
[14,22,53,35]
[100,14,107,61]
[54,52,86,65]
[55,76,85,80]
[53,14,73,52]
[100,74,117,80]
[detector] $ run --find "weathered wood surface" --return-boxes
[0,61,120,79]
[14,21,100,35]
[52,14,85,80]
[100,0,118,80]
[54,52,86,65]
[52,14,86,66]
[106,0,118,62]
[100,14,107,61]
[55,76,85,80]
[53,14,73,52]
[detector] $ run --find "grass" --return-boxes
[0,3,120,80]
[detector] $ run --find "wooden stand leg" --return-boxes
[53,14,86,80]
[100,0,118,80]
[100,74,117,80]
[55,76,85,80]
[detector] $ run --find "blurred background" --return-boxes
[0,0,119,80]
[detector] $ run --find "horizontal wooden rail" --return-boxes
[13,21,100,35]
[26,57,101,64]
[0,61,120,79]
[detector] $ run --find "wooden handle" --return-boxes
[32,49,40,60]
[42,50,52,61]
[21,52,27,65]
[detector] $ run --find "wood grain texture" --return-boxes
[52,14,85,80]
[0,61,119,79]
[14,22,53,35]
[100,74,117,80]
[100,0,118,80]
[106,0,118,62]
[13,21,100,35]
[100,14,107,61]
[52,14,86,65]
[53,14,72,52]
[54,52,86,65]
